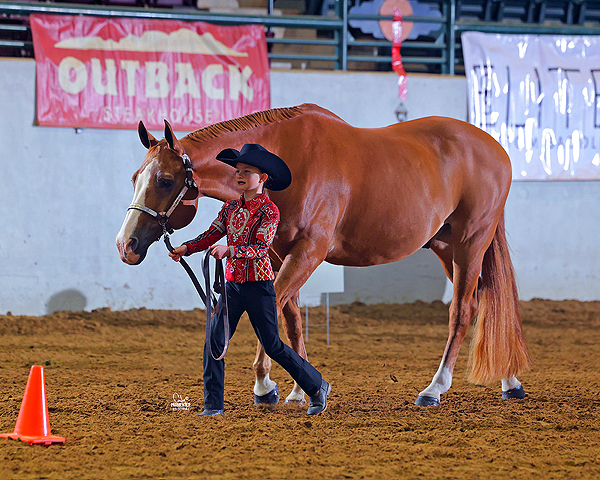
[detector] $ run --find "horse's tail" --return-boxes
[467,213,531,384]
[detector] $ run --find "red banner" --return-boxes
[30,14,270,130]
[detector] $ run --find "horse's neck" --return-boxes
[182,129,271,203]
[183,116,302,203]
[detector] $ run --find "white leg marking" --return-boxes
[284,383,305,403]
[501,376,522,392]
[253,373,277,396]
[418,362,453,401]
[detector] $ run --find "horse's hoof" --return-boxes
[254,385,279,406]
[284,398,307,408]
[414,395,440,407]
[502,385,526,399]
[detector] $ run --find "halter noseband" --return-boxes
[127,152,197,234]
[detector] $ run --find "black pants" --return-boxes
[203,280,322,410]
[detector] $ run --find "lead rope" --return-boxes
[163,231,229,361]
[203,248,230,361]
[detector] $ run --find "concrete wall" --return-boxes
[1,59,599,316]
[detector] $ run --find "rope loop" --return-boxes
[163,234,229,360]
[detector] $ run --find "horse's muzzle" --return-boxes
[116,235,143,265]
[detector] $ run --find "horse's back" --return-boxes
[286,108,513,211]
[377,116,513,200]
[385,116,510,169]
[297,108,511,183]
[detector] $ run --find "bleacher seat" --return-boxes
[455,0,600,26]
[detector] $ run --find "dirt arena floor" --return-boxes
[0,299,599,479]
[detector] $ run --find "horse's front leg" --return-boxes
[280,292,308,405]
[252,341,279,406]
[252,293,307,406]
[252,240,322,407]
[251,251,284,406]
[264,237,329,405]
[252,235,330,407]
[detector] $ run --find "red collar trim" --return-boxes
[239,192,268,214]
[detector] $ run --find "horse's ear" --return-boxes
[138,121,157,149]
[164,120,182,153]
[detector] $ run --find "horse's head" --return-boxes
[116,121,199,265]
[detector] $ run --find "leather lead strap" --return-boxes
[163,234,229,361]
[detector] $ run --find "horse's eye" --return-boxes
[159,179,174,189]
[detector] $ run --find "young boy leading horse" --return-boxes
[169,144,331,416]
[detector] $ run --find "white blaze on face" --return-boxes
[116,161,155,261]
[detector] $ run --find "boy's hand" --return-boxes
[169,244,188,262]
[210,244,230,259]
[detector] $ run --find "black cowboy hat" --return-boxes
[216,144,292,191]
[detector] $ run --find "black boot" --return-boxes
[307,380,331,415]
[195,408,224,417]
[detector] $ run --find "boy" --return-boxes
[169,144,331,416]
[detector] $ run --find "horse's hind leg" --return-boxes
[415,222,494,406]
[427,224,454,280]
[502,376,526,399]
[424,222,527,404]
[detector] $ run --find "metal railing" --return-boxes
[2,0,600,74]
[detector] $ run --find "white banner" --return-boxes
[462,32,600,180]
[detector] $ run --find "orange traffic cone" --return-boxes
[0,365,65,445]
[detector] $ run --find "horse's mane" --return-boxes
[187,105,305,142]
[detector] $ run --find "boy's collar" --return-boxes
[239,191,268,213]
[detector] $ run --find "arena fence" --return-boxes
[2,0,600,74]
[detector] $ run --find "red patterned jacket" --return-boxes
[184,192,279,282]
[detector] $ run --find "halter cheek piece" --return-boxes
[127,153,197,234]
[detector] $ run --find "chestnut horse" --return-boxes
[116,103,530,407]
